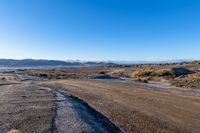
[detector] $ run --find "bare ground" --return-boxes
[1,65,200,133]
[0,83,120,133]
[41,79,200,133]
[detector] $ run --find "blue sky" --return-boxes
[0,0,200,61]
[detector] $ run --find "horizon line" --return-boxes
[0,58,197,62]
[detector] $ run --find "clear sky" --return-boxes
[0,0,200,61]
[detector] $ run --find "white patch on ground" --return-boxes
[53,91,110,133]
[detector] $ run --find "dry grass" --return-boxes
[153,70,176,77]
[136,78,149,83]
[132,69,176,82]
[132,69,152,78]
[7,129,21,133]
[109,69,131,78]
[172,73,200,88]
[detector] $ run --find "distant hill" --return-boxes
[113,59,193,65]
[0,59,114,67]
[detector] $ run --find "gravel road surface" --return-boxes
[0,83,120,133]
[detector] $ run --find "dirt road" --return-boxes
[47,79,200,133]
[0,83,120,133]
[1,78,200,133]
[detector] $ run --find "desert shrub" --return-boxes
[132,70,152,78]
[153,70,176,77]
[99,71,107,74]
[1,77,6,80]
[172,82,184,87]
[132,69,176,82]
[39,74,48,78]
[136,78,148,83]
[191,60,200,65]
[8,129,21,133]
[171,73,200,88]
[111,70,130,78]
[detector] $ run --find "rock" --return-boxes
[171,67,194,76]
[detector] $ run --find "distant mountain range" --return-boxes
[0,59,115,67]
[113,59,194,65]
[0,59,195,67]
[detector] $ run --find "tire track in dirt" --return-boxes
[50,89,121,133]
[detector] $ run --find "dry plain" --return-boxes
[0,62,200,133]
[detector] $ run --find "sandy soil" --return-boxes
[1,65,200,133]
[42,79,200,133]
[0,83,120,133]
[0,84,54,133]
